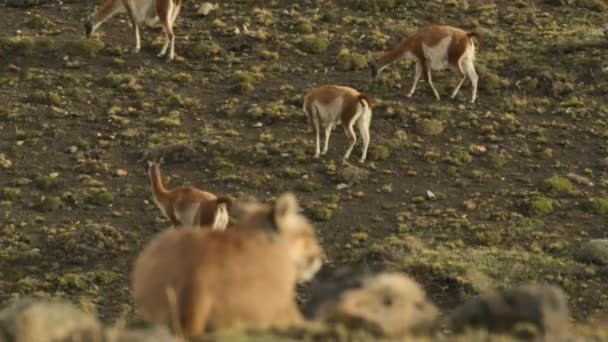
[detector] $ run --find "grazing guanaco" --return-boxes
[147,160,232,230]
[84,0,183,60]
[131,192,324,337]
[370,25,480,103]
[303,85,374,163]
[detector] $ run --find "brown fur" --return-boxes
[373,25,475,72]
[131,193,323,337]
[148,161,232,230]
[303,85,374,162]
[370,25,480,103]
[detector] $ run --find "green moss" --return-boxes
[26,14,53,29]
[527,197,554,217]
[298,34,329,54]
[583,198,608,216]
[1,187,21,201]
[310,201,333,221]
[336,48,368,71]
[34,173,59,191]
[368,144,392,161]
[576,239,608,265]
[479,70,502,92]
[488,152,508,170]
[35,36,57,53]
[172,72,193,83]
[67,38,105,57]
[186,40,222,58]
[155,111,182,128]
[0,35,35,56]
[30,91,61,106]
[85,187,114,206]
[448,150,473,166]
[232,70,264,94]
[37,196,63,212]
[405,245,580,293]
[294,20,313,34]
[416,119,445,136]
[297,180,320,193]
[541,176,577,197]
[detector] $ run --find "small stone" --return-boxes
[0,154,13,169]
[468,144,487,155]
[336,183,349,190]
[355,191,364,198]
[425,190,436,200]
[252,122,263,128]
[197,2,219,16]
[115,169,128,177]
[463,200,477,211]
[65,146,78,154]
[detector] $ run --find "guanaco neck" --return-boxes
[149,164,169,198]
[376,37,417,69]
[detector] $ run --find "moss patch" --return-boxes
[541,176,577,197]
[298,34,329,54]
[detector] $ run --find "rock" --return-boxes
[0,153,12,169]
[336,183,349,190]
[468,144,487,155]
[197,2,219,16]
[449,284,570,338]
[65,146,78,154]
[0,297,103,342]
[576,239,608,265]
[115,169,128,177]
[425,190,436,200]
[338,164,370,184]
[312,272,438,337]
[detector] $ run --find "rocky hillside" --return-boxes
[0,0,607,339]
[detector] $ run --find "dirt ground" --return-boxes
[1,0,607,333]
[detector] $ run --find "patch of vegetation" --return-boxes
[526,196,554,217]
[84,188,114,206]
[67,39,105,57]
[582,198,608,216]
[232,69,264,94]
[336,48,368,71]
[416,119,445,136]
[298,34,329,54]
[368,144,391,161]
[540,176,578,197]
[186,40,222,58]
[0,35,35,56]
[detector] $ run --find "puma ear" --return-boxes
[273,192,299,231]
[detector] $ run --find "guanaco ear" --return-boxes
[273,192,299,232]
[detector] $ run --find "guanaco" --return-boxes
[85,0,183,60]
[147,160,232,230]
[370,25,480,103]
[303,85,374,163]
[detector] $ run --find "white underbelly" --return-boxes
[423,36,451,71]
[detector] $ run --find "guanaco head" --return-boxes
[232,192,324,282]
